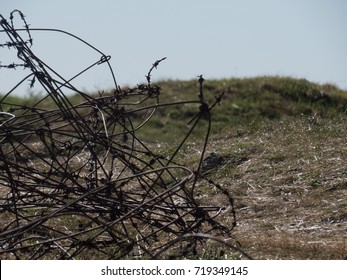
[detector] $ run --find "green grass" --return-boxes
[136,76,346,142]
[2,76,346,141]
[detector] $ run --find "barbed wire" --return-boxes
[0,11,247,260]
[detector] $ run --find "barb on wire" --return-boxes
[0,11,245,260]
[146,57,167,85]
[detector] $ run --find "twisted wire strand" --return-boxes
[0,11,241,259]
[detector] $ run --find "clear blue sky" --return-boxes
[1,0,347,96]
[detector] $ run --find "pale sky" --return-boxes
[1,0,347,96]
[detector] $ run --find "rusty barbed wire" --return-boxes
[0,11,246,260]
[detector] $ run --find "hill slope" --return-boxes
[152,76,347,259]
[1,76,346,259]
[139,76,347,142]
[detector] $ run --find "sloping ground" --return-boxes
[141,76,347,142]
[1,76,346,259]
[152,77,346,259]
[195,116,346,259]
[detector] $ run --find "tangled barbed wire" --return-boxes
[0,10,249,259]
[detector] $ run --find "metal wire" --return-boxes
[0,11,242,259]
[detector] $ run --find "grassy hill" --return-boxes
[151,76,347,259]
[1,76,346,259]
[2,76,346,138]
[135,76,346,142]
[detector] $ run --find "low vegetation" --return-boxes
[193,116,346,259]
[126,76,347,259]
[1,76,346,259]
[134,76,347,142]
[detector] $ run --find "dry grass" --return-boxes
[1,77,346,259]
[190,115,347,259]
